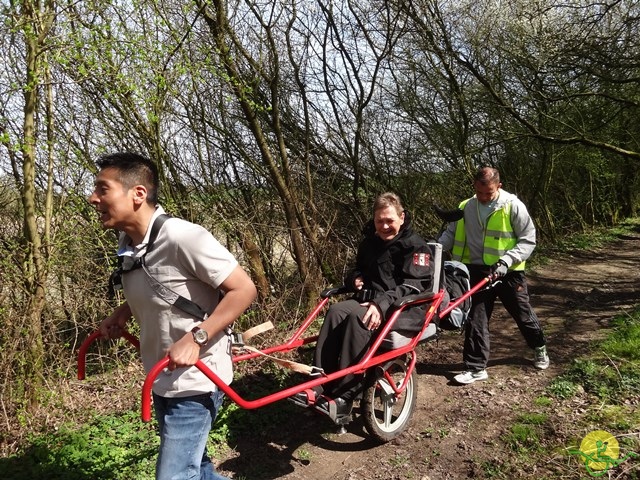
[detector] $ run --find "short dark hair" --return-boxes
[473,166,500,186]
[373,192,404,215]
[97,152,159,204]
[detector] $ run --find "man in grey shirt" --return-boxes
[91,152,256,479]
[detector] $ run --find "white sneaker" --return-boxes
[453,369,488,384]
[534,345,550,370]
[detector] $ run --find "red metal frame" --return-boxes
[439,275,491,318]
[77,276,494,422]
[77,329,140,380]
[139,290,446,421]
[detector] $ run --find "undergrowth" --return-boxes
[0,411,158,480]
[492,308,640,479]
[2,221,639,479]
[532,217,640,268]
[0,338,309,479]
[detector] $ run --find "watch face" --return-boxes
[193,328,208,344]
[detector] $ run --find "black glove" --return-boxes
[354,288,376,303]
[490,259,508,278]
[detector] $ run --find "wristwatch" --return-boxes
[191,326,209,346]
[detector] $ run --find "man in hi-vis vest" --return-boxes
[439,167,549,384]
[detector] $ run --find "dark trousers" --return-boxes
[464,266,545,371]
[312,299,375,400]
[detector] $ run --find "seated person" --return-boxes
[306,192,435,417]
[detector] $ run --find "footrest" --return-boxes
[287,388,319,408]
[313,395,354,424]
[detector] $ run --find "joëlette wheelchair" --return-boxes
[78,241,494,443]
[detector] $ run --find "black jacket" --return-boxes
[345,212,435,331]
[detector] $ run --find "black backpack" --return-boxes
[439,260,471,330]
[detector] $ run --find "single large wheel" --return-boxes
[362,357,417,442]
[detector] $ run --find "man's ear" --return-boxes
[131,184,148,205]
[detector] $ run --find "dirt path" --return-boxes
[219,227,640,479]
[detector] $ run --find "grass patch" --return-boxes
[526,307,640,477]
[502,423,542,454]
[601,315,640,361]
[549,319,640,404]
[547,378,580,399]
[501,412,550,456]
[480,459,508,478]
[516,412,548,425]
[533,396,552,407]
[493,305,640,478]
[0,411,158,480]
[587,404,640,432]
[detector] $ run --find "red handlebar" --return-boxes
[141,357,305,422]
[141,357,170,421]
[77,329,140,380]
[438,275,493,319]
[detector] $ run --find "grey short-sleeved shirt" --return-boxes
[119,208,238,397]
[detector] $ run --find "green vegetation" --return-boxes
[502,413,548,455]
[4,308,637,479]
[548,316,640,405]
[495,307,640,478]
[546,378,579,399]
[0,403,246,480]
[0,412,158,480]
[532,396,552,407]
[295,446,312,462]
[2,223,639,478]
[502,422,542,454]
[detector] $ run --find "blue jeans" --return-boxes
[153,390,229,480]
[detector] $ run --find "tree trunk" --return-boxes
[16,0,54,407]
[198,0,322,304]
[234,226,271,302]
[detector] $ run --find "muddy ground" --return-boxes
[216,227,640,480]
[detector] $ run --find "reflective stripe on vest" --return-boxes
[451,198,525,270]
[451,198,470,263]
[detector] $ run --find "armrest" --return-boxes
[392,291,438,309]
[320,285,350,298]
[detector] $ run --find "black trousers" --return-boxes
[464,266,546,371]
[312,299,375,400]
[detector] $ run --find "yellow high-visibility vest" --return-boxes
[451,198,525,270]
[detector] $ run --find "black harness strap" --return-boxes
[109,214,208,321]
[144,213,169,259]
[140,262,208,321]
